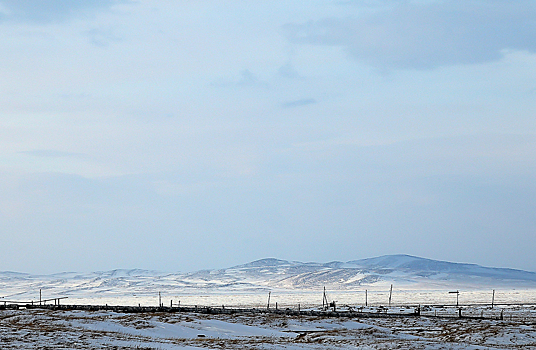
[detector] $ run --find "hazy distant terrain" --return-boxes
[1,255,536,307]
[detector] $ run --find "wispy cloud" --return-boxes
[84,27,123,47]
[277,63,304,80]
[237,69,260,86]
[284,1,536,70]
[0,0,128,23]
[282,98,317,108]
[212,69,269,88]
[1,0,535,273]
[21,150,88,159]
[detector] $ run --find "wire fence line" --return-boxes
[1,300,535,323]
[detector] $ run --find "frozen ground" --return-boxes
[2,256,535,348]
[1,306,535,349]
[3,288,535,311]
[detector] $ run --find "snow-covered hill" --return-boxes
[1,255,535,305]
[347,255,536,281]
[226,255,536,290]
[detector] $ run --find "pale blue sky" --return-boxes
[1,0,535,273]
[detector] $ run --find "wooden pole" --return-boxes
[449,290,459,307]
[389,284,393,307]
[159,292,161,307]
[365,290,368,307]
[267,292,271,310]
[40,289,42,305]
[323,287,329,311]
[491,290,495,309]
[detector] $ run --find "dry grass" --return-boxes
[1,308,535,349]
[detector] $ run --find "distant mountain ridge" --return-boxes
[234,254,536,278]
[345,255,536,280]
[224,254,536,289]
[1,255,535,302]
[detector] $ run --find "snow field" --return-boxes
[1,306,536,349]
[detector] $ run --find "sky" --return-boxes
[1,0,535,274]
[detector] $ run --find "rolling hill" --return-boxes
[1,255,535,304]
